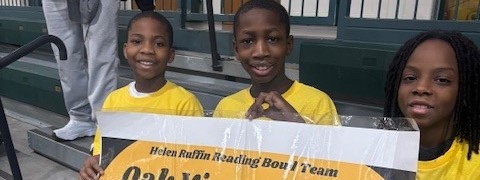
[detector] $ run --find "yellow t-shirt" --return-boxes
[92,81,204,155]
[213,81,339,125]
[417,138,480,179]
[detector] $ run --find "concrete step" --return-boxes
[0,47,250,112]
[0,48,382,116]
[27,128,91,171]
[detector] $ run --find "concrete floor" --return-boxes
[0,97,77,180]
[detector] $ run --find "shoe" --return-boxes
[53,120,96,140]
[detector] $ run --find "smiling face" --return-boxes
[124,17,174,83]
[234,8,293,86]
[397,39,458,131]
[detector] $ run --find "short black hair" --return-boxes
[233,0,290,39]
[384,30,480,159]
[127,11,174,47]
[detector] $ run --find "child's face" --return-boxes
[124,17,174,81]
[234,8,293,84]
[397,39,458,130]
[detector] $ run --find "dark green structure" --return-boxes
[300,0,480,105]
[0,0,479,114]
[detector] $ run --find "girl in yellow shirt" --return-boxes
[384,30,480,179]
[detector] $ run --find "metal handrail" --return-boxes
[0,34,66,180]
[206,0,222,72]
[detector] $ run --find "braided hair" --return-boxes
[384,30,480,159]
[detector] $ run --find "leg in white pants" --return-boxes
[42,0,119,140]
[84,0,119,122]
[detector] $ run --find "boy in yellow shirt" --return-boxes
[79,11,203,179]
[384,30,480,179]
[214,0,338,125]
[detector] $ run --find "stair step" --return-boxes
[27,127,91,171]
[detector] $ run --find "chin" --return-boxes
[136,74,156,81]
[251,76,271,83]
[253,79,272,85]
[413,118,431,128]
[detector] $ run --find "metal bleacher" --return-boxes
[2,0,479,177]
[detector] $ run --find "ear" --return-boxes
[123,43,128,59]
[286,35,294,56]
[233,39,240,60]
[167,48,175,63]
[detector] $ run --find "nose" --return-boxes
[252,40,269,59]
[412,78,432,96]
[140,42,154,54]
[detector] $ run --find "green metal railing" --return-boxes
[0,0,338,25]
[0,0,40,6]
[1,0,479,46]
[0,0,134,10]
[184,0,338,25]
[2,0,479,24]
[337,0,480,45]
[348,0,479,21]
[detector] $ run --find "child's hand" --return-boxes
[79,155,103,180]
[246,92,304,123]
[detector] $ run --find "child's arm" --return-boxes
[246,92,304,123]
[79,155,103,180]
[80,128,103,179]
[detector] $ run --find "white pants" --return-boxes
[42,0,119,123]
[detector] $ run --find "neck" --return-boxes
[250,75,293,97]
[135,78,167,93]
[418,118,455,161]
[418,136,454,161]
[420,119,454,148]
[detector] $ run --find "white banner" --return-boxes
[97,112,419,180]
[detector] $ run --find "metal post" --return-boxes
[288,0,292,15]
[413,0,419,20]
[331,0,340,25]
[377,0,382,19]
[395,0,400,19]
[477,0,480,20]
[0,34,67,180]
[206,0,222,71]
[360,0,364,18]
[301,0,305,16]
[454,0,459,20]
[0,98,22,179]
[436,0,446,20]
[180,0,186,28]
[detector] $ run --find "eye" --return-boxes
[129,39,141,45]
[239,38,254,48]
[155,41,165,47]
[434,77,452,85]
[401,75,416,83]
[241,38,253,45]
[267,36,279,43]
